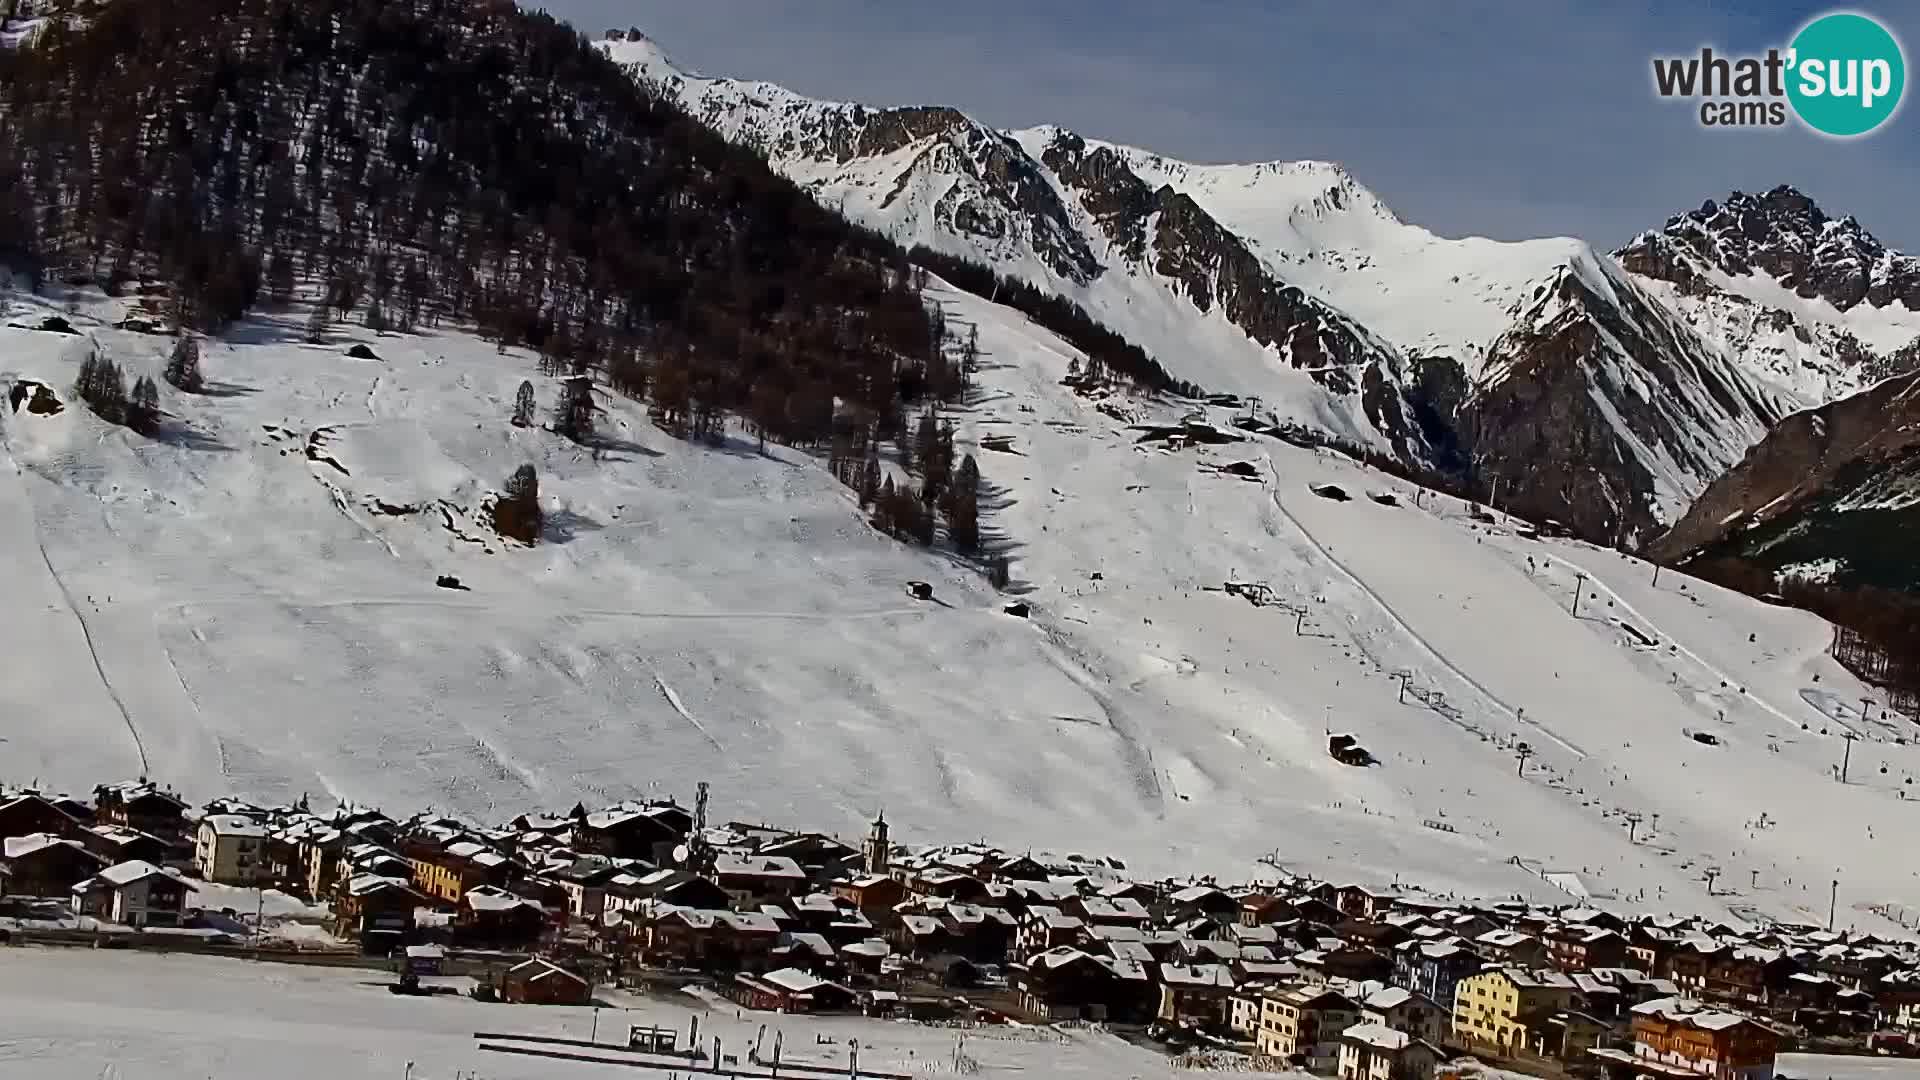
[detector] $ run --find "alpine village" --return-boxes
[3,777,1918,1080]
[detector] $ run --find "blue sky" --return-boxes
[545,1,1919,249]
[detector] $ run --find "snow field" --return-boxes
[0,947,1295,1080]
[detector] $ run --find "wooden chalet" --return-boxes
[457,885,547,948]
[81,824,171,868]
[756,833,861,881]
[1157,962,1238,1029]
[2,834,109,897]
[640,907,781,972]
[1591,996,1782,1080]
[91,782,189,839]
[575,802,690,864]
[0,790,89,840]
[1072,894,1153,928]
[1476,929,1550,967]
[1016,947,1152,1022]
[333,873,431,953]
[731,967,857,1014]
[831,874,907,925]
[1164,884,1239,924]
[1241,893,1291,927]
[1546,926,1630,972]
[500,958,592,1005]
[713,851,807,905]
[1017,905,1087,959]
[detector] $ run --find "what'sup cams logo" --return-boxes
[1652,11,1906,136]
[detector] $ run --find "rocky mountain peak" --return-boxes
[1624,184,1918,312]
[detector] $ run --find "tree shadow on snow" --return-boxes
[222,310,316,349]
[578,430,663,461]
[923,476,1034,595]
[151,418,235,452]
[196,380,261,399]
[543,507,605,545]
[700,430,803,468]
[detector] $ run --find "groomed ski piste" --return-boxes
[2,275,1916,936]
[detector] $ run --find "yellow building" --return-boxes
[1258,987,1362,1071]
[1451,967,1579,1052]
[193,814,270,885]
[404,839,508,905]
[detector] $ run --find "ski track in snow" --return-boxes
[1,439,150,777]
[652,671,722,750]
[1034,628,1166,809]
[1265,455,1588,760]
[164,597,928,624]
[1528,547,1833,739]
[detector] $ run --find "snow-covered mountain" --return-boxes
[601,34,1799,546]
[1070,138,1588,373]
[1619,186,1920,407]
[1463,252,1790,541]
[613,38,1434,464]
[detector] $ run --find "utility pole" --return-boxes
[1750,869,1760,890]
[1839,730,1860,783]
[1392,670,1413,704]
[1623,812,1643,843]
[1652,561,1662,588]
[1860,696,1874,725]
[1515,742,1535,777]
[1830,878,1840,930]
[1571,573,1587,617]
[1704,867,1721,896]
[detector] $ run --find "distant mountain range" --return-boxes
[604,33,1920,575]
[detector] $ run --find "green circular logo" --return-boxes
[1787,12,1906,137]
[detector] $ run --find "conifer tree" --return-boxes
[944,452,981,553]
[511,380,536,427]
[859,445,882,508]
[164,335,203,393]
[913,411,938,476]
[492,463,542,543]
[873,475,897,534]
[127,376,161,434]
[553,374,595,443]
[74,348,128,425]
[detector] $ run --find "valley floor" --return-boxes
[0,946,1269,1080]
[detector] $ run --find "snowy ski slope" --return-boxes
[1,280,1915,930]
